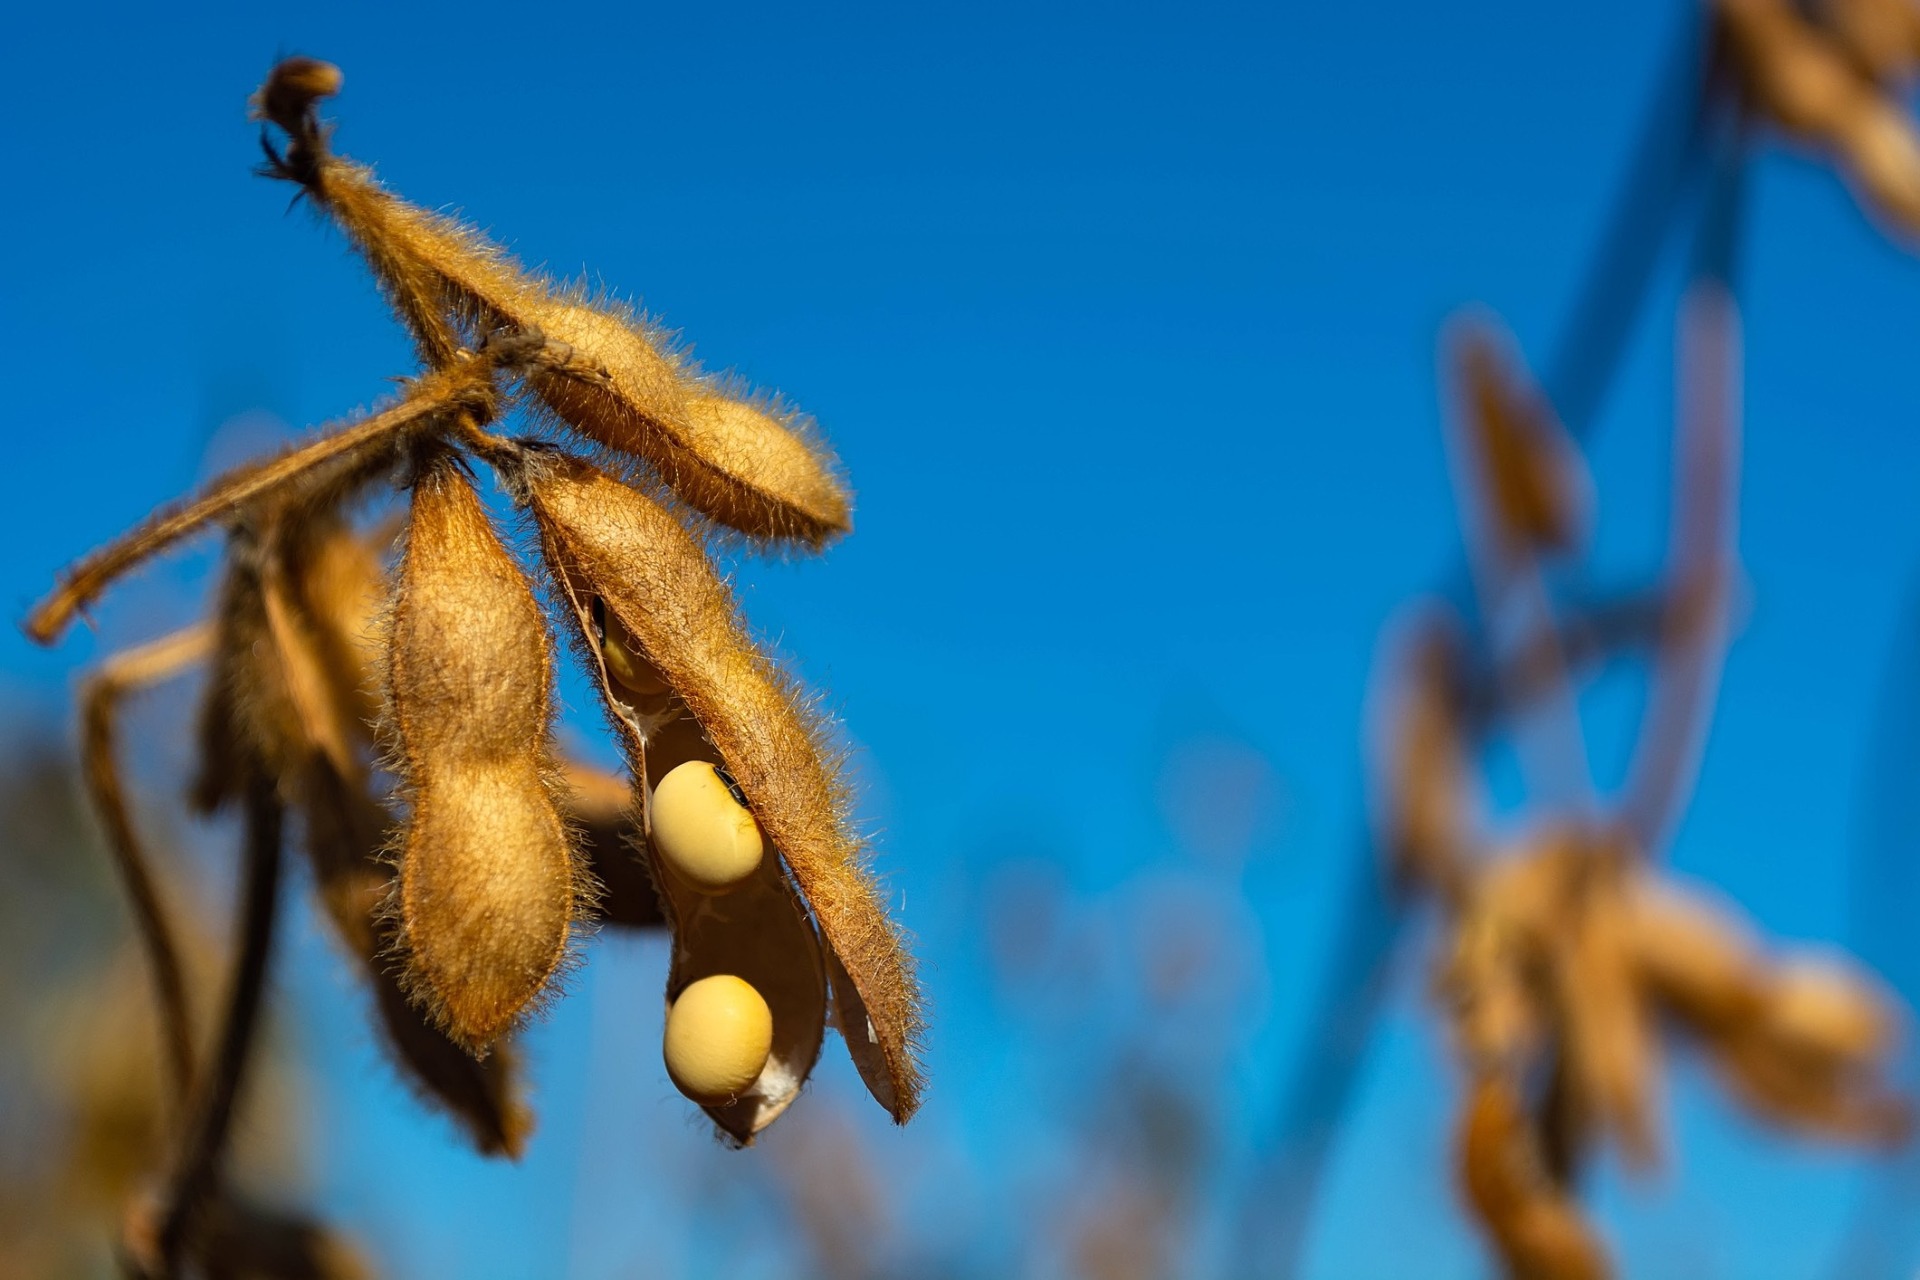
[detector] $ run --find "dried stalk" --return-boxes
[80,624,214,1110]
[146,780,284,1278]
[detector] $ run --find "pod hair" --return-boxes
[383,454,587,1053]
[253,59,852,549]
[271,517,534,1155]
[542,536,829,1142]
[519,450,923,1121]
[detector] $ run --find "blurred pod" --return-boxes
[1817,0,1920,82]
[189,1194,375,1280]
[1628,877,1909,1145]
[522,450,922,1126]
[1449,320,1592,559]
[1457,1074,1611,1280]
[1542,836,1660,1168]
[1709,1024,1910,1144]
[1624,875,1766,1034]
[386,457,583,1054]
[1719,0,1920,233]
[1763,953,1892,1068]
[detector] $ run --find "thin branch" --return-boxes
[1233,16,1720,1274]
[1618,282,1744,854]
[1546,11,1713,435]
[1460,588,1671,731]
[25,365,492,646]
[81,624,215,1112]
[1443,327,1595,818]
[148,779,285,1279]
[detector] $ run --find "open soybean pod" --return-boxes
[522,451,923,1126]
[387,455,583,1054]
[265,517,533,1156]
[623,710,826,1141]
[537,522,828,1143]
[253,58,852,550]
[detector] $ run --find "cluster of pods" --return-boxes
[26,55,922,1274]
[1372,303,1907,1279]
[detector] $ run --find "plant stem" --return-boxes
[151,778,284,1278]
[82,624,215,1112]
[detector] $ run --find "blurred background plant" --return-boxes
[7,1,1920,1277]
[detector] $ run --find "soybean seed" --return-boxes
[663,974,773,1105]
[651,760,764,893]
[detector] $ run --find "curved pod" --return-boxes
[388,459,580,1053]
[526,453,921,1124]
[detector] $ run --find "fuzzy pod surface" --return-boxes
[556,590,827,1141]
[278,522,533,1154]
[524,453,921,1121]
[387,458,581,1052]
[298,154,851,548]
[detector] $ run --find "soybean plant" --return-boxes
[26,57,923,1278]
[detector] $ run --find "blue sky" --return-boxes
[6,2,1920,1276]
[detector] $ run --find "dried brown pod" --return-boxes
[516,303,854,550]
[386,456,584,1053]
[1762,953,1893,1068]
[1719,0,1920,232]
[252,58,853,548]
[1449,321,1591,559]
[1625,876,1768,1035]
[519,449,922,1124]
[1456,1075,1610,1280]
[263,517,535,1155]
[1817,0,1920,82]
[1542,841,1660,1167]
[537,541,830,1140]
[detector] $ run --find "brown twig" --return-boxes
[80,623,215,1111]
[148,779,285,1278]
[26,367,493,645]
[1618,284,1743,853]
